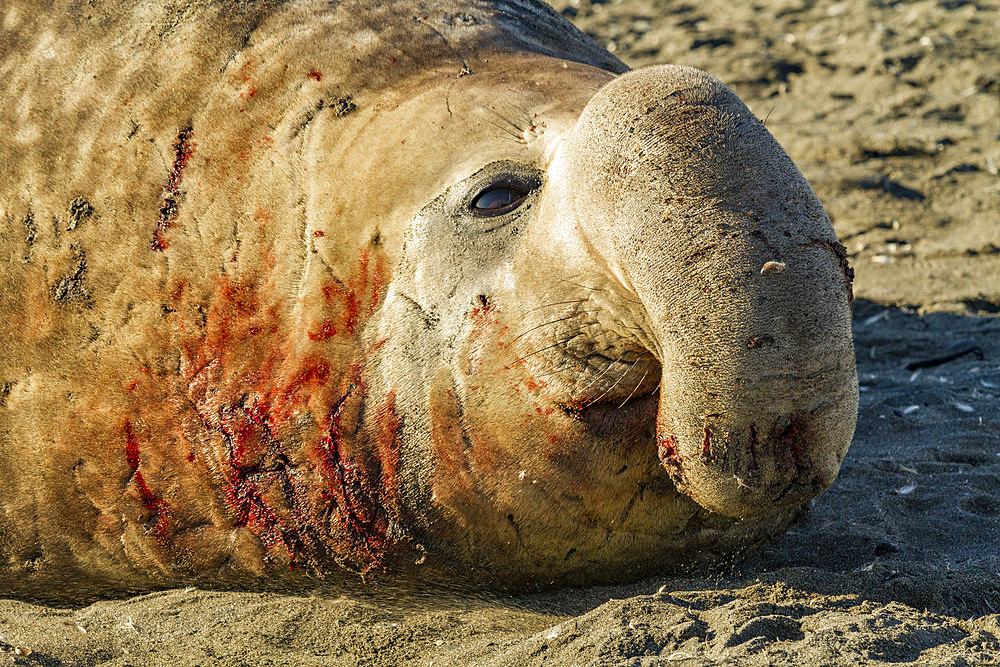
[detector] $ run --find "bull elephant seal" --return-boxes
[0,0,857,597]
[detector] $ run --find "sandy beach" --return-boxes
[1,0,998,664]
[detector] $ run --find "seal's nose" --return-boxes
[657,400,852,518]
[551,63,858,519]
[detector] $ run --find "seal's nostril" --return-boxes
[747,335,776,349]
[654,404,848,518]
[701,425,716,463]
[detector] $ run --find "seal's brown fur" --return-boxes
[0,1,856,598]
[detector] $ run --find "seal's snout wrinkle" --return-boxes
[1,0,856,597]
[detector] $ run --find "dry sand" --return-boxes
[1,0,998,665]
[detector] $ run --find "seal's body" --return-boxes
[0,0,857,597]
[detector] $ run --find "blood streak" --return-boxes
[464,299,510,378]
[170,280,186,301]
[151,127,195,251]
[523,376,546,392]
[775,420,804,470]
[311,369,395,573]
[278,356,331,404]
[307,320,338,341]
[375,390,403,518]
[319,249,388,335]
[657,433,682,471]
[702,425,715,462]
[239,58,257,98]
[217,398,310,566]
[127,241,396,574]
[123,420,170,541]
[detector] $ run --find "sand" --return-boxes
[1,0,997,664]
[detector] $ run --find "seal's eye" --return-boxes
[470,185,529,216]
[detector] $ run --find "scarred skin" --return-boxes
[0,0,857,598]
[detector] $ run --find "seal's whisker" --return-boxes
[587,358,640,407]
[618,368,649,409]
[529,351,594,380]
[520,298,590,316]
[576,352,626,397]
[561,279,605,292]
[514,325,592,364]
[480,117,526,143]
[514,340,569,364]
[561,277,642,305]
[530,363,583,381]
[483,106,526,133]
[510,309,598,345]
[510,102,536,127]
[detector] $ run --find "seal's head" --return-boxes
[363,63,857,585]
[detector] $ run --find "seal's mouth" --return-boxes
[558,386,660,437]
[555,350,661,410]
[513,305,661,410]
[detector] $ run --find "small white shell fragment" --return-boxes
[900,405,920,415]
[862,310,889,326]
[897,483,917,495]
[668,652,693,661]
[544,626,561,640]
[953,402,975,413]
[760,261,787,274]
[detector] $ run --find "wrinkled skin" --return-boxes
[0,0,856,598]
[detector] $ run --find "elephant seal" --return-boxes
[0,0,857,598]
